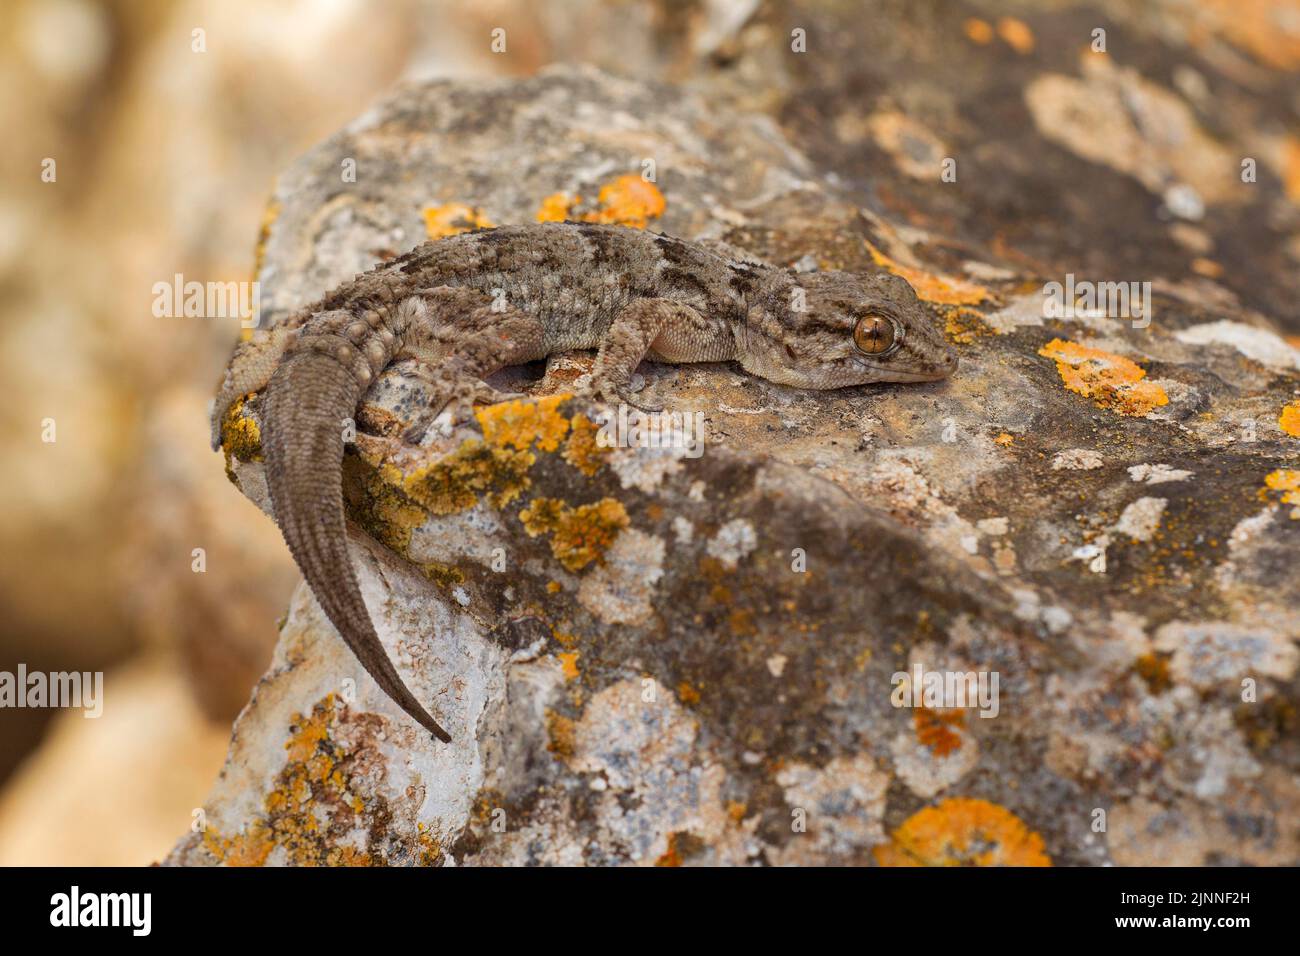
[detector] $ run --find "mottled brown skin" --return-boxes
[211,222,957,742]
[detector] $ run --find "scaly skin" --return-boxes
[211,222,958,741]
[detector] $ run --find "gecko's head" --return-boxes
[740,270,957,388]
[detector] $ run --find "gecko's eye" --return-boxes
[853,314,902,356]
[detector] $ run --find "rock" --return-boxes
[172,63,1299,867]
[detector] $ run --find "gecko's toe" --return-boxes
[473,383,526,405]
[615,385,663,412]
[581,375,662,412]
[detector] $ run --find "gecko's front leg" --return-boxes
[584,297,708,411]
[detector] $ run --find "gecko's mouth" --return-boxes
[852,358,954,382]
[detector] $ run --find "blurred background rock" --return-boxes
[1,0,1298,864]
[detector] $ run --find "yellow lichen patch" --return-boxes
[221,395,263,463]
[677,681,701,705]
[476,394,571,452]
[201,696,397,867]
[1038,338,1169,416]
[520,496,630,571]
[422,203,494,239]
[248,199,282,337]
[558,651,581,681]
[994,432,1015,447]
[997,16,1035,54]
[535,192,577,222]
[545,709,576,757]
[944,304,994,344]
[1279,401,1300,437]
[1263,469,1300,518]
[420,562,465,588]
[416,823,444,866]
[963,18,993,44]
[343,456,432,554]
[865,241,991,307]
[562,412,610,476]
[914,707,966,758]
[401,440,535,515]
[874,798,1052,867]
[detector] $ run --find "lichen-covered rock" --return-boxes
[171,63,1299,867]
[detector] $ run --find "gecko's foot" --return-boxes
[402,376,525,444]
[581,376,664,413]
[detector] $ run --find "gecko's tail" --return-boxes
[263,349,452,742]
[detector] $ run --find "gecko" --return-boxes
[210,221,958,742]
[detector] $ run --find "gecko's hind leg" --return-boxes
[399,306,546,444]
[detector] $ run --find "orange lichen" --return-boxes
[1135,653,1173,694]
[914,707,966,757]
[997,17,1035,55]
[558,651,581,681]
[535,192,577,222]
[355,396,601,528]
[200,696,420,867]
[423,203,494,239]
[1191,257,1223,278]
[520,496,630,571]
[874,798,1052,867]
[994,432,1015,447]
[220,395,263,463]
[475,393,571,452]
[344,455,430,552]
[865,241,990,307]
[562,412,610,476]
[655,832,704,867]
[1283,136,1300,204]
[963,18,993,44]
[1279,401,1300,438]
[677,681,701,705]
[545,709,576,757]
[398,440,534,515]
[1194,0,1300,71]
[1263,469,1300,518]
[535,175,666,228]
[944,304,994,343]
[585,175,665,227]
[1038,338,1168,416]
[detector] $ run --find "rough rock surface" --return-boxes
[171,63,1299,867]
